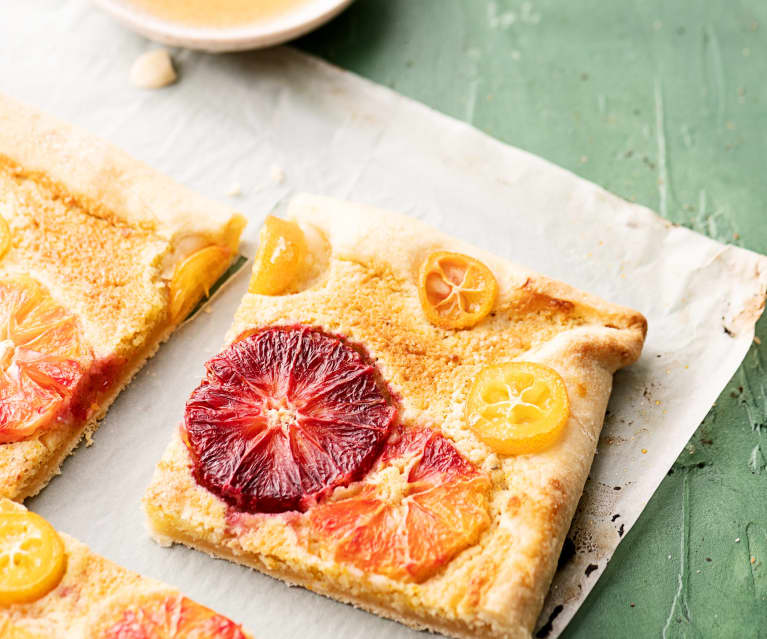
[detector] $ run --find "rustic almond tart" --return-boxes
[0,94,245,501]
[144,195,647,639]
[0,498,252,638]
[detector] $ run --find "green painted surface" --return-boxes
[299,1,767,636]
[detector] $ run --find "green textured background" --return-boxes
[299,2,767,637]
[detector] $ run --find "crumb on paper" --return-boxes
[226,182,242,197]
[130,49,177,89]
[270,164,285,184]
[641,448,647,454]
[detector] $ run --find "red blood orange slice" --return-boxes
[0,276,93,444]
[307,427,491,582]
[183,326,397,513]
[96,594,248,639]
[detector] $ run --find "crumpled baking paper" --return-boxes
[3,2,767,637]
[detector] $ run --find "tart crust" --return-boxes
[145,195,646,639]
[0,93,246,500]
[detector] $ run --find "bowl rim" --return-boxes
[93,0,355,51]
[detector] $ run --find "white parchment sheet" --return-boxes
[3,2,767,637]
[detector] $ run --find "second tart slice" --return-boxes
[0,94,245,500]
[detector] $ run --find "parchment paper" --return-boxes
[3,2,767,637]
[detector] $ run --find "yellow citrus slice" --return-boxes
[418,250,498,329]
[248,215,307,295]
[168,245,231,324]
[466,361,570,455]
[0,215,10,261]
[0,510,66,605]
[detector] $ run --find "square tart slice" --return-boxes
[0,94,245,501]
[0,498,252,638]
[144,195,646,639]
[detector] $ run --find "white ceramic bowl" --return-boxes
[93,0,355,52]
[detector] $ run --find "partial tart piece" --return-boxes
[0,94,245,501]
[144,195,646,639]
[0,499,251,638]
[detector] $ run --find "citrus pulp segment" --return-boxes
[183,326,397,513]
[418,251,498,329]
[307,427,491,582]
[0,510,66,605]
[0,275,93,444]
[466,361,570,455]
[248,215,307,295]
[97,594,248,639]
[168,245,232,323]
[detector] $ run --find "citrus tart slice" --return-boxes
[144,195,646,639]
[0,94,245,500]
[0,498,252,638]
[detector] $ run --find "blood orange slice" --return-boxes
[0,276,93,444]
[183,326,397,513]
[96,594,248,639]
[307,427,491,582]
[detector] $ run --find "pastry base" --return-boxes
[145,509,525,639]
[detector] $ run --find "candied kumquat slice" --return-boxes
[0,215,10,261]
[307,428,491,582]
[97,594,249,639]
[418,250,497,329]
[0,510,66,605]
[248,215,307,295]
[168,245,231,323]
[0,276,92,444]
[466,361,569,455]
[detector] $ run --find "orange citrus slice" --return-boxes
[0,276,93,444]
[248,215,307,295]
[0,510,66,605]
[168,245,231,324]
[466,361,570,455]
[307,427,491,582]
[418,250,498,329]
[97,594,249,639]
[0,215,10,261]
